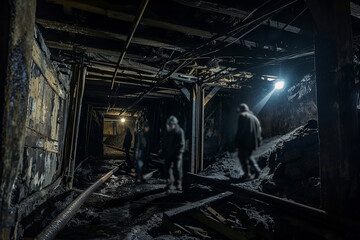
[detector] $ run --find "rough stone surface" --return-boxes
[201,120,321,207]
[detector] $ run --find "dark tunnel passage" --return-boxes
[1,0,360,239]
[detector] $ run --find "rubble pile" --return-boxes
[258,119,320,207]
[201,120,321,207]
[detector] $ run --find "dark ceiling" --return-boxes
[35,0,360,114]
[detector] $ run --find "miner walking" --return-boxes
[123,128,133,169]
[134,121,150,183]
[162,116,185,191]
[235,103,262,180]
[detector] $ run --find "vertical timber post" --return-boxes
[199,85,205,172]
[0,0,36,238]
[63,64,80,182]
[191,83,204,173]
[307,0,360,218]
[69,65,87,187]
[191,87,196,173]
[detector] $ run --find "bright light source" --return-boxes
[120,118,125,123]
[274,81,285,90]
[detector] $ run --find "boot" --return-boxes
[166,179,176,191]
[176,180,182,191]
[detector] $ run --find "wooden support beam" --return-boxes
[307,0,360,218]
[70,66,87,186]
[191,84,205,173]
[180,87,191,101]
[174,0,301,34]
[163,191,233,218]
[63,64,86,187]
[0,0,36,238]
[204,86,221,106]
[36,18,184,51]
[45,40,128,57]
[187,211,248,240]
[32,40,66,99]
[45,0,266,50]
[86,77,176,90]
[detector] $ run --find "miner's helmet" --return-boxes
[166,116,178,126]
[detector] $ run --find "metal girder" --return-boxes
[204,86,221,106]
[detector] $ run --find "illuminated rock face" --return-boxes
[258,73,318,139]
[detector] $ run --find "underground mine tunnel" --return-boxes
[1,0,360,239]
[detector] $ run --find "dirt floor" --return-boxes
[25,126,323,239]
[200,120,320,207]
[48,127,330,239]
[53,146,279,239]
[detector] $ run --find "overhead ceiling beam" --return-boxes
[173,0,301,34]
[174,0,360,21]
[36,18,185,51]
[86,67,159,81]
[45,40,127,57]
[85,90,179,98]
[85,76,177,90]
[45,0,274,50]
[110,0,149,91]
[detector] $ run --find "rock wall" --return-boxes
[258,73,318,138]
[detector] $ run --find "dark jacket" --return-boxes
[134,131,149,152]
[236,111,262,151]
[162,125,185,158]
[134,130,150,161]
[123,131,132,149]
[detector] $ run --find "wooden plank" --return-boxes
[187,211,248,240]
[32,41,66,99]
[164,191,233,218]
[205,206,227,224]
[189,173,360,238]
[36,18,185,52]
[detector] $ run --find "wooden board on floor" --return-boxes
[164,191,233,218]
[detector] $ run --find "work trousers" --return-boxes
[124,147,131,167]
[135,150,147,180]
[165,154,183,184]
[237,148,260,177]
